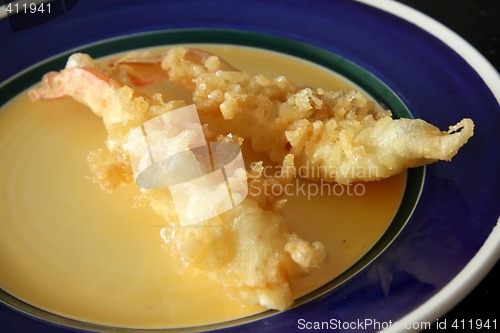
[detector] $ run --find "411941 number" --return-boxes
[451,319,497,330]
[5,2,51,14]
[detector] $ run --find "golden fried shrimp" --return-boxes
[117,47,474,183]
[29,52,327,310]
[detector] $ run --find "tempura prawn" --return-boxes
[112,47,474,183]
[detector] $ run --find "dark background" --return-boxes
[395,0,499,331]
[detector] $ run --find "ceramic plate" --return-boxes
[1,0,499,332]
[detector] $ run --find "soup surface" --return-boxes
[0,45,406,328]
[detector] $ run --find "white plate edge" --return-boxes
[354,0,500,331]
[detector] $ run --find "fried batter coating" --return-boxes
[115,47,474,183]
[29,53,326,310]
